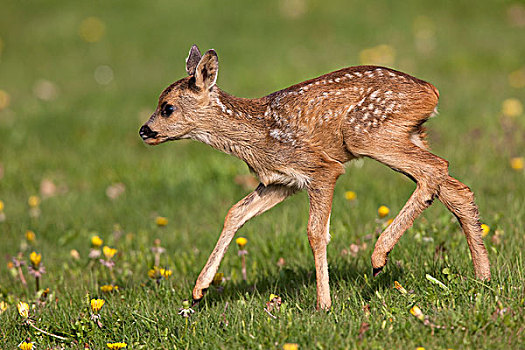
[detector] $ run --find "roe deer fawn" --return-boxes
[139,45,490,310]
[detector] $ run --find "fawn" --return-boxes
[140,45,490,310]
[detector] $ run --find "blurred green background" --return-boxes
[0,0,524,348]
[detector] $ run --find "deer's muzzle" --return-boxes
[139,125,158,140]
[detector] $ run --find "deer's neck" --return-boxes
[189,88,267,166]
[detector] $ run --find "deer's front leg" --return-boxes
[192,183,295,302]
[307,182,336,311]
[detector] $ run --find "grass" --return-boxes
[1,0,524,348]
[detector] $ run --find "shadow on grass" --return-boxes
[195,257,406,310]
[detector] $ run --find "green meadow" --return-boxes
[1,1,524,348]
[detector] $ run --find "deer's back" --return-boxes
[264,66,438,150]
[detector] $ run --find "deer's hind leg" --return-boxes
[361,136,490,280]
[437,176,490,279]
[359,138,450,274]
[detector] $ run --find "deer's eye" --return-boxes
[161,103,175,117]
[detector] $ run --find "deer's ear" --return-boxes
[194,49,218,91]
[185,45,202,76]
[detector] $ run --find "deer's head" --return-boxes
[139,45,219,145]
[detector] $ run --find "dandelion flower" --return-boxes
[28,196,40,208]
[416,347,425,350]
[29,252,41,267]
[156,216,168,226]
[283,344,299,350]
[147,267,157,279]
[160,268,172,279]
[0,89,10,110]
[25,230,36,242]
[236,237,248,249]
[0,198,4,222]
[0,301,7,314]
[100,284,118,293]
[502,98,523,117]
[91,235,103,248]
[102,246,117,259]
[148,266,172,280]
[510,157,524,170]
[18,341,34,350]
[17,301,29,318]
[360,44,396,66]
[394,281,408,295]
[378,205,390,218]
[344,191,357,201]
[106,342,127,349]
[79,17,106,43]
[91,298,105,313]
[410,305,425,321]
[481,224,490,237]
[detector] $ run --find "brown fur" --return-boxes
[140,46,490,310]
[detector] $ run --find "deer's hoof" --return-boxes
[373,266,383,277]
[192,286,207,302]
[371,249,389,276]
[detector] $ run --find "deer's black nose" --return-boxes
[139,125,158,140]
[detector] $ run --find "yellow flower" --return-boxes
[481,224,490,237]
[0,89,10,110]
[156,216,168,226]
[394,281,407,294]
[359,44,396,66]
[91,235,103,248]
[160,268,172,279]
[147,267,157,279]
[236,237,248,249]
[148,266,171,280]
[29,251,41,267]
[410,305,425,321]
[283,344,299,350]
[344,191,357,201]
[416,347,425,350]
[0,301,8,314]
[107,342,127,349]
[103,246,117,259]
[510,157,524,171]
[17,301,29,318]
[79,17,106,43]
[91,298,105,313]
[25,230,36,242]
[378,205,390,218]
[100,284,118,293]
[18,342,34,350]
[0,200,4,211]
[502,98,523,117]
[212,272,224,286]
[269,293,279,301]
[28,196,40,208]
